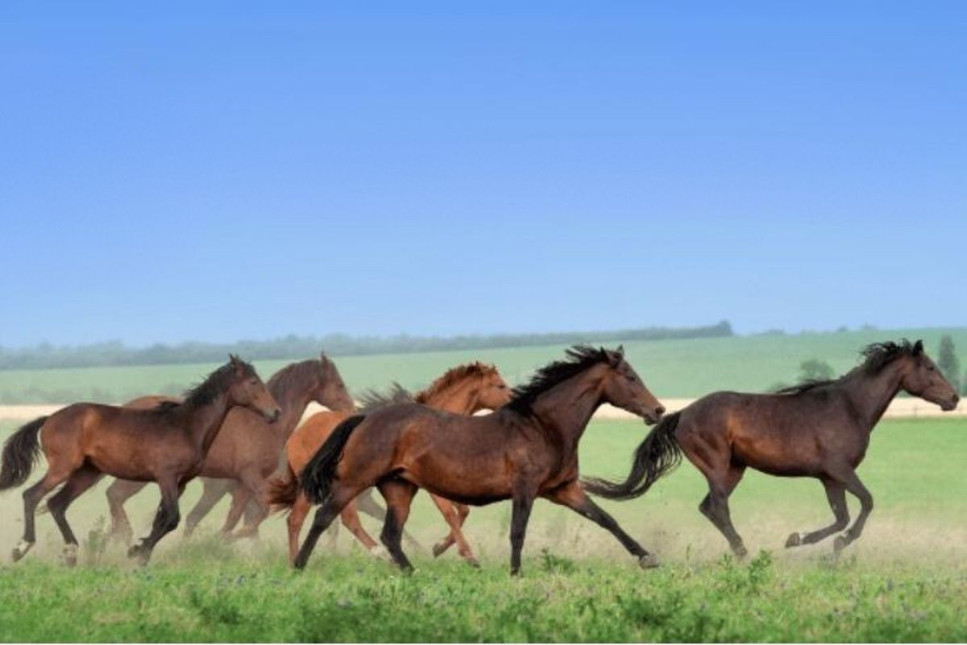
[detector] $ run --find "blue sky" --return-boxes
[1,1,964,347]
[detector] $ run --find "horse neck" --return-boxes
[269,372,317,440]
[422,379,481,415]
[179,392,236,456]
[843,360,906,431]
[528,371,603,451]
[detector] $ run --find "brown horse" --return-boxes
[293,345,666,574]
[104,354,353,542]
[584,340,960,556]
[269,363,512,565]
[0,356,281,565]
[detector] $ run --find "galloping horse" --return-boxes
[294,345,666,574]
[584,340,960,556]
[104,354,353,541]
[0,356,281,565]
[269,362,511,565]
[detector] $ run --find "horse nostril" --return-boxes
[655,406,666,417]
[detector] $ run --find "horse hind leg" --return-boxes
[339,498,386,557]
[785,479,849,548]
[46,465,104,566]
[698,464,748,558]
[377,479,418,572]
[293,485,363,570]
[128,478,184,565]
[357,488,422,551]
[14,465,75,562]
[184,478,232,537]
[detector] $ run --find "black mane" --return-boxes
[180,358,256,409]
[774,339,919,396]
[506,345,615,415]
[356,383,413,414]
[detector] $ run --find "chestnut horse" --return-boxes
[294,345,666,575]
[0,356,281,565]
[584,340,960,556]
[104,354,353,542]
[269,362,511,565]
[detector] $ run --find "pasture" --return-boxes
[2,326,966,404]
[0,416,965,641]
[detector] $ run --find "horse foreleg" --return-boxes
[106,478,148,544]
[184,478,232,537]
[429,494,479,566]
[509,484,540,576]
[231,474,270,540]
[832,469,873,553]
[786,478,849,548]
[218,483,252,537]
[546,480,659,568]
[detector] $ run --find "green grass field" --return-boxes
[2,326,966,403]
[0,417,965,641]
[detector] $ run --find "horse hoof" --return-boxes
[61,544,78,567]
[785,532,802,548]
[833,535,848,553]
[465,557,481,569]
[733,545,749,560]
[638,553,661,569]
[11,540,33,563]
[432,542,446,558]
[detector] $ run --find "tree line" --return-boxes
[0,320,734,371]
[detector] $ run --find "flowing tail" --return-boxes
[299,415,366,505]
[582,412,683,500]
[266,463,299,513]
[0,416,47,490]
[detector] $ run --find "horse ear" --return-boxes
[913,339,924,356]
[319,351,330,365]
[616,345,625,356]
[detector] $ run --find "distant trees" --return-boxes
[936,335,962,394]
[0,321,735,371]
[798,358,835,382]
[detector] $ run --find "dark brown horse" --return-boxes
[0,356,281,565]
[584,340,960,556]
[293,345,666,574]
[105,354,354,542]
[269,363,512,565]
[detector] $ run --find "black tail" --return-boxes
[0,416,47,490]
[582,412,683,500]
[299,415,366,505]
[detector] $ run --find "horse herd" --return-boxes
[0,340,959,574]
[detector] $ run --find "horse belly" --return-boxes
[732,435,823,477]
[406,453,513,505]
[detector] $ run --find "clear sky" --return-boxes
[2,1,964,348]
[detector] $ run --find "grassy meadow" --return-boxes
[0,417,965,641]
[2,326,966,404]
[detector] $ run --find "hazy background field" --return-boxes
[2,326,966,404]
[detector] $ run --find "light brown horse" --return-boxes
[584,340,960,556]
[294,346,666,575]
[0,356,281,565]
[269,363,512,565]
[104,354,353,542]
